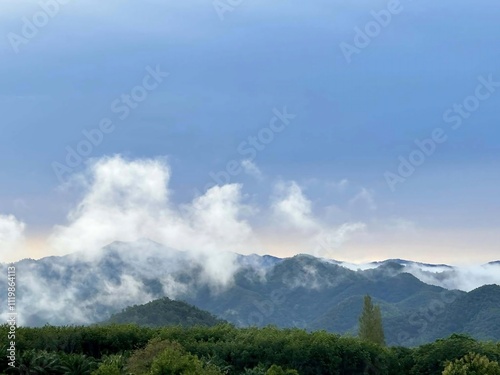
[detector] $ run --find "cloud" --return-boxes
[349,188,377,210]
[241,159,263,180]
[47,157,367,286]
[272,181,317,231]
[313,222,367,259]
[402,263,500,292]
[49,155,256,287]
[271,180,366,258]
[0,214,26,261]
[328,179,349,192]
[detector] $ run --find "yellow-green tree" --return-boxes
[442,352,500,375]
[149,343,222,375]
[358,295,385,346]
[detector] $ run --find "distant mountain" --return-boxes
[1,239,499,346]
[104,297,224,327]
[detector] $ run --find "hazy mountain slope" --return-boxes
[433,285,500,341]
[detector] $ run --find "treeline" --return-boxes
[1,324,500,374]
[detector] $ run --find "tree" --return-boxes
[442,352,500,375]
[149,342,223,375]
[60,354,97,375]
[127,338,173,375]
[266,364,299,375]
[91,355,127,375]
[358,295,385,346]
[91,364,121,375]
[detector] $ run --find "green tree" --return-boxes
[149,342,222,375]
[266,365,299,375]
[358,295,385,346]
[15,350,64,375]
[442,352,500,375]
[127,338,173,375]
[91,355,127,375]
[91,364,121,375]
[60,354,97,375]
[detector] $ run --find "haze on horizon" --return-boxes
[1,0,499,265]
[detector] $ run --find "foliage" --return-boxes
[265,364,299,375]
[14,350,64,375]
[149,341,223,375]
[442,352,500,375]
[1,325,500,375]
[0,324,155,359]
[60,353,97,375]
[91,364,121,375]
[127,338,172,375]
[358,295,385,346]
[410,334,500,375]
[242,364,267,375]
[91,355,127,375]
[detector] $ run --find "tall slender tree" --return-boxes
[358,295,385,346]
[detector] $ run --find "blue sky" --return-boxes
[1,0,499,263]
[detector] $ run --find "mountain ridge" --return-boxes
[2,239,499,346]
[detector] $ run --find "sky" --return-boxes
[0,0,499,264]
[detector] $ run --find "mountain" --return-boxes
[384,284,500,346]
[1,239,499,346]
[104,297,224,327]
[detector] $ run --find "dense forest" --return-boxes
[2,324,500,374]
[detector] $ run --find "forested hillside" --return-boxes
[105,297,224,327]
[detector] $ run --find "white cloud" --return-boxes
[402,263,500,292]
[313,222,367,259]
[241,159,263,180]
[48,155,256,287]
[349,188,377,210]
[0,214,26,261]
[272,181,317,231]
[271,180,366,258]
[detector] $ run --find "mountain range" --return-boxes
[2,239,499,346]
